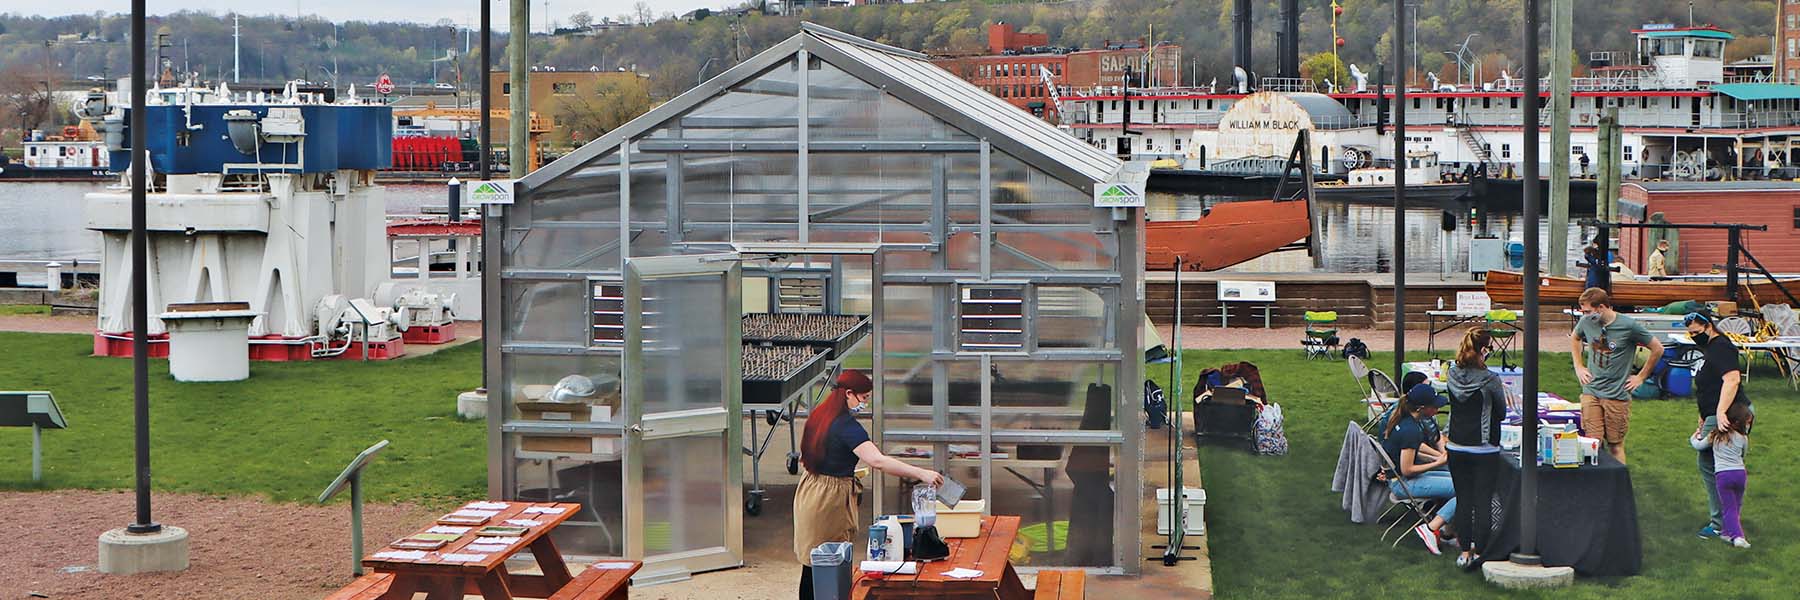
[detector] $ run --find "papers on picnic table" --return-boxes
[373,550,428,561]
[503,519,543,527]
[441,553,490,563]
[473,537,523,546]
[523,506,568,515]
[941,568,985,579]
[450,509,501,518]
[466,544,510,553]
[591,562,638,570]
[464,501,511,510]
[427,525,472,535]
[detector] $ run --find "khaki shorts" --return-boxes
[1580,394,1631,446]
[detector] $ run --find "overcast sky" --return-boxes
[0,0,730,31]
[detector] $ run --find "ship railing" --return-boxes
[1717,74,1776,85]
[1717,110,1800,129]
[1258,78,1318,93]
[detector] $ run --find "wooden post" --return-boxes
[1549,0,1573,276]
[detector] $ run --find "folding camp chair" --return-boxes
[1365,434,1441,549]
[1348,356,1394,428]
[1485,309,1519,370]
[1303,311,1340,360]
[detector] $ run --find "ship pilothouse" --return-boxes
[1057,23,1800,182]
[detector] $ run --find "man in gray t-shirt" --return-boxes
[1570,288,1662,464]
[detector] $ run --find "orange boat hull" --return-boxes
[1485,270,1798,307]
[1145,198,1311,271]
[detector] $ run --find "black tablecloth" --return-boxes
[1486,451,1641,577]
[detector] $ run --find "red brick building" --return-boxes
[1779,1,1800,81]
[932,23,1182,121]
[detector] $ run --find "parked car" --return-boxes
[433,82,455,90]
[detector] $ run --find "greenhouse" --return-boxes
[483,23,1147,580]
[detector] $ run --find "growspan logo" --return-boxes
[468,180,515,205]
[1093,182,1144,207]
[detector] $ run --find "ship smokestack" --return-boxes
[1233,0,1253,78]
[1277,0,1300,79]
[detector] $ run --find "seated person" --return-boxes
[1377,372,1443,459]
[1381,384,1457,555]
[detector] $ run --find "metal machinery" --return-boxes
[487,24,1144,580]
[79,79,427,360]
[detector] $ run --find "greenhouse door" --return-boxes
[622,254,744,581]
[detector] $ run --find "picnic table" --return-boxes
[358,501,639,599]
[851,515,1031,600]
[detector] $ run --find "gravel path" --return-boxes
[0,314,91,334]
[1,490,440,600]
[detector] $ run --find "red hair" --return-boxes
[801,370,873,473]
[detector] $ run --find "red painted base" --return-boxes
[330,338,406,360]
[249,335,316,362]
[93,332,170,358]
[401,322,457,345]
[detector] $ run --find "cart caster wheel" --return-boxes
[786,455,801,475]
[766,410,782,426]
[745,495,763,516]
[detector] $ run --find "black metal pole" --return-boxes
[480,1,492,182]
[1727,228,1742,303]
[1597,223,1612,292]
[126,0,159,536]
[1392,0,1407,377]
[1515,0,1542,565]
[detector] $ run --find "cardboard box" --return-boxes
[517,389,620,455]
[1711,301,1739,316]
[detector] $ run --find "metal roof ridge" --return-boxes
[799,21,929,61]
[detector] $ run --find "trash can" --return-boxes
[809,541,854,600]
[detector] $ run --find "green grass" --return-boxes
[1151,349,1799,599]
[0,305,50,315]
[0,332,485,505]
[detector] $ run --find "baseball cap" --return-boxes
[1405,383,1448,409]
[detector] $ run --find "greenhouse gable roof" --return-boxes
[522,22,1124,192]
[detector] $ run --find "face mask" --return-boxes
[1691,332,1710,346]
[849,401,867,415]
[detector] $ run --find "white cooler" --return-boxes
[1156,487,1206,536]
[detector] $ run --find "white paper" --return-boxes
[523,506,568,515]
[465,544,510,553]
[441,553,489,562]
[373,550,428,560]
[503,519,543,527]
[858,560,918,574]
[465,501,510,510]
[450,509,501,518]
[427,526,472,535]
[591,561,638,570]
[473,537,522,546]
[942,568,985,579]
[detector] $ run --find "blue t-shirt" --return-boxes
[1381,417,1428,474]
[814,413,871,477]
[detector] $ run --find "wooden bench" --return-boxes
[1033,569,1086,599]
[547,563,641,600]
[324,572,394,600]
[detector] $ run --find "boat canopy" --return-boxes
[1710,83,1800,102]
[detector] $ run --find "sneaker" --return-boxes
[1698,524,1721,539]
[1414,524,1442,555]
[1732,537,1751,548]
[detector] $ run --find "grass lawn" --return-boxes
[0,305,50,316]
[1152,349,1799,599]
[0,332,485,504]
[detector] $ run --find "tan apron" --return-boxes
[792,472,861,565]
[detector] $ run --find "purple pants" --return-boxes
[1716,469,1747,539]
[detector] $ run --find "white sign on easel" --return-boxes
[1455,291,1493,315]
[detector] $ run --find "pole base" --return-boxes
[1481,559,1573,590]
[99,525,190,575]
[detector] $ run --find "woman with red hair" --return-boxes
[794,369,943,599]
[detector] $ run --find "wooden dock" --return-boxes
[1146,271,1486,328]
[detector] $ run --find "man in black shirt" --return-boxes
[1684,312,1752,540]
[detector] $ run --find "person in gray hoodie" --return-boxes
[1446,327,1514,571]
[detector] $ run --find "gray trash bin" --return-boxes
[810,541,854,600]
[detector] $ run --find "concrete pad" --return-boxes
[457,389,488,419]
[98,525,190,575]
[1481,560,1574,589]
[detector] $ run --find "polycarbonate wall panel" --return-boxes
[1036,287,1114,350]
[639,275,729,415]
[504,353,624,424]
[509,228,623,273]
[511,447,625,557]
[680,57,800,141]
[675,152,802,244]
[806,59,974,142]
[641,434,732,555]
[990,151,1102,226]
[504,280,590,345]
[991,230,1116,272]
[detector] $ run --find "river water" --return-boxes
[0,181,1586,277]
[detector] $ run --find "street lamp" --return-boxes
[697,57,718,87]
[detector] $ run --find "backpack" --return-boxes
[1342,338,1370,360]
[1253,403,1290,456]
[1144,380,1168,429]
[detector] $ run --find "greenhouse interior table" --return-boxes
[360,501,637,599]
[1486,451,1641,577]
[850,515,1032,600]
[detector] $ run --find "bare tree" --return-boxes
[569,11,593,30]
[0,63,56,133]
[555,76,653,145]
[632,2,655,25]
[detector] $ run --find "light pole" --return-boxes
[697,57,718,87]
